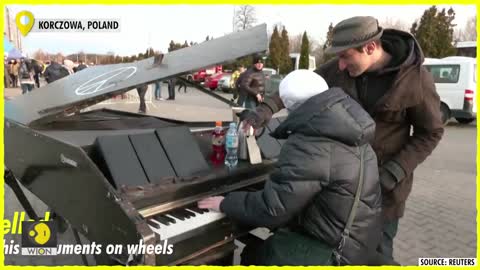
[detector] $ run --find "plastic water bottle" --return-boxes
[225,122,239,168]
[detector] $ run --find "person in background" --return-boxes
[18,58,35,94]
[136,84,148,114]
[237,56,265,109]
[154,80,164,101]
[4,57,11,88]
[44,60,70,83]
[32,60,44,88]
[177,76,188,93]
[76,61,88,72]
[230,64,246,102]
[167,77,176,100]
[9,60,19,88]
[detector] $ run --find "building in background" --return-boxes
[4,6,22,51]
[455,41,476,58]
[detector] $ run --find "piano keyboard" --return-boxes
[146,205,226,240]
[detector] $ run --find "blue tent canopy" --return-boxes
[4,35,14,52]
[7,47,23,61]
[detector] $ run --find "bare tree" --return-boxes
[289,33,303,53]
[309,39,324,66]
[234,5,257,31]
[55,52,65,63]
[455,16,476,41]
[380,17,410,31]
[289,32,318,55]
[267,22,285,37]
[32,49,48,61]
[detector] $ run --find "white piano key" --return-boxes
[147,208,226,240]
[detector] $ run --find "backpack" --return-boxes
[20,63,31,79]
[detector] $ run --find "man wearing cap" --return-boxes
[237,56,266,109]
[240,16,444,264]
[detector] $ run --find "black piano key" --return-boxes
[168,210,187,221]
[147,219,161,229]
[183,204,204,215]
[189,206,208,214]
[180,208,196,218]
[153,215,175,225]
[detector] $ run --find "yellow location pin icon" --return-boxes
[15,11,35,36]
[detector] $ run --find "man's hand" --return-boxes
[198,196,225,212]
[237,107,271,132]
[256,94,264,103]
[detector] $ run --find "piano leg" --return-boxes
[72,228,90,266]
[4,169,39,220]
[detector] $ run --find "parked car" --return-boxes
[423,56,476,124]
[217,73,233,92]
[262,68,277,79]
[187,65,223,83]
[204,72,231,90]
[264,74,285,96]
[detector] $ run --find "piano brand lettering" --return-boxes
[74,66,137,96]
[60,154,78,167]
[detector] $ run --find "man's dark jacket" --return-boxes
[44,62,70,83]
[238,67,265,105]
[76,64,88,72]
[221,88,382,265]
[259,29,444,220]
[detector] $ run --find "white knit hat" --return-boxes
[279,70,329,111]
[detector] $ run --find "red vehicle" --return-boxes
[204,72,231,90]
[188,65,223,82]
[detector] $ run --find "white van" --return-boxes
[289,53,316,71]
[423,56,476,124]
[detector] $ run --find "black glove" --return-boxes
[237,105,272,129]
[379,160,407,192]
[379,167,397,192]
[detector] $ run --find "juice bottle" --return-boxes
[210,121,225,166]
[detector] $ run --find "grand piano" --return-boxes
[4,25,287,265]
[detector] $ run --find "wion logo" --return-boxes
[21,221,57,256]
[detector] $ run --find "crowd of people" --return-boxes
[4,57,89,94]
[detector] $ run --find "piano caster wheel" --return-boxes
[51,212,69,234]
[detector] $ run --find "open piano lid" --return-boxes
[5,24,268,127]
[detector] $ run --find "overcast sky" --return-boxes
[7,5,477,56]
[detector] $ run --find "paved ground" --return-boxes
[4,85,477,265]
